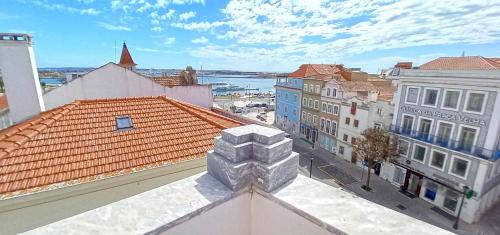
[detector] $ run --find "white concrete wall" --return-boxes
[161,193,251,235]
[251,193,333,235]
[0,158,206,235]
[0,39,45,123]
[43,63,213,109]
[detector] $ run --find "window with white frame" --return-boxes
[314,100,319,109]
[307,113,312,123]
[458,126,478,151]
[402,115,414,133]
[418,118,433,139]
[436,122,453,146]
[465,91,487,113]
[308,99,313,108]
[398,139,409,156]
[405,87,420,104]
[303,98,307,106]
[377,108,383,116]
[327,104,333,113]
[449,156,470,179]
[327,88,331,96]
[412,144,426,162]
[315,85,320,94]
[333,105,339,115]
[322,102,327,112]
[320,118,325,131]
[303,84,307,91]
[331,121,337,136]
[423,88,439,107]
[302,111,306,121]
[339,146,345,155]
[332,88,337,97]
[313,115,318,125]
[442,89,461,110]
[326,120,331,134]
[430,150,447,170]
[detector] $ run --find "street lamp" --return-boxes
[309,156,314,178]
[453,185,471,230]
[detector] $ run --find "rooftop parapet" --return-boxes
[208,124,298,192]
[0,33,32,44]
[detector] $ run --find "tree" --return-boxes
[352,128,398,191]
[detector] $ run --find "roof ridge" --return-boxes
[158,96,243,129]
[76,96,159,104]
[480,57,500,69]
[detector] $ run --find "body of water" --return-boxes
[40,77,65,85]
[199,75,277,96]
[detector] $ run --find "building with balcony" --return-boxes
[384,56,500,224]
[274,76,303,135]
[12,125,452,235]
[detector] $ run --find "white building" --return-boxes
[382,56,500,224]
[322,77,395,171]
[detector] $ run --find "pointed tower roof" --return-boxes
[119,42,136,67]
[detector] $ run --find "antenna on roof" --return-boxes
[200,65,203,85]
[114,40,117,63]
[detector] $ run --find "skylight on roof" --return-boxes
[115,116,133,130]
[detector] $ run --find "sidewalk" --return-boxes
[292,137,498,235]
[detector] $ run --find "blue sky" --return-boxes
[1,0,499,73]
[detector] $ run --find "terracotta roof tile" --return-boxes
[394,62,412,69]
[420,56,500,70]
[289,64,340,78]
[0,96,242,198]
[0,94,8,111]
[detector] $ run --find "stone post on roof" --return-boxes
[207,124,299,192]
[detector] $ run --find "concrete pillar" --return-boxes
[0,33,45,123]
[207,124,299,192]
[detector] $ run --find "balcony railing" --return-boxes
[390,124,500,161]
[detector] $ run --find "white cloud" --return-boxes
[171,21,226,31]
[184,0,500,71]
[136,47,161,52]
[179,11,196,21]
[191,36,208,44]
[164,37,176,46]
[152,26,164,32]
[32,1,101,15]
[98,22,132,31]
[172,0,205,5]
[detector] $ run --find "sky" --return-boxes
[1,0,500,73]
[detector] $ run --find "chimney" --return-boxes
[0,33,45,123]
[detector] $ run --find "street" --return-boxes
[293,138,499,235]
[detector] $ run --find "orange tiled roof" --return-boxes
[394,62,412,69]
[289,64,340,78]
[339,81,377,92]
[119,42,136,66]
[0,94,8,111]
[153,76,187,86]
[0,96,242,198]
[420,56,500,70]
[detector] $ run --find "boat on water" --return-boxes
[212,84,259,92]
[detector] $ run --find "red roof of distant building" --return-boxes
[0,96,242,198]
[420,56,500,70]
[394,62,412,69]
[0,94,8,111]
[119,42,136,66]
[288,64,340,78]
